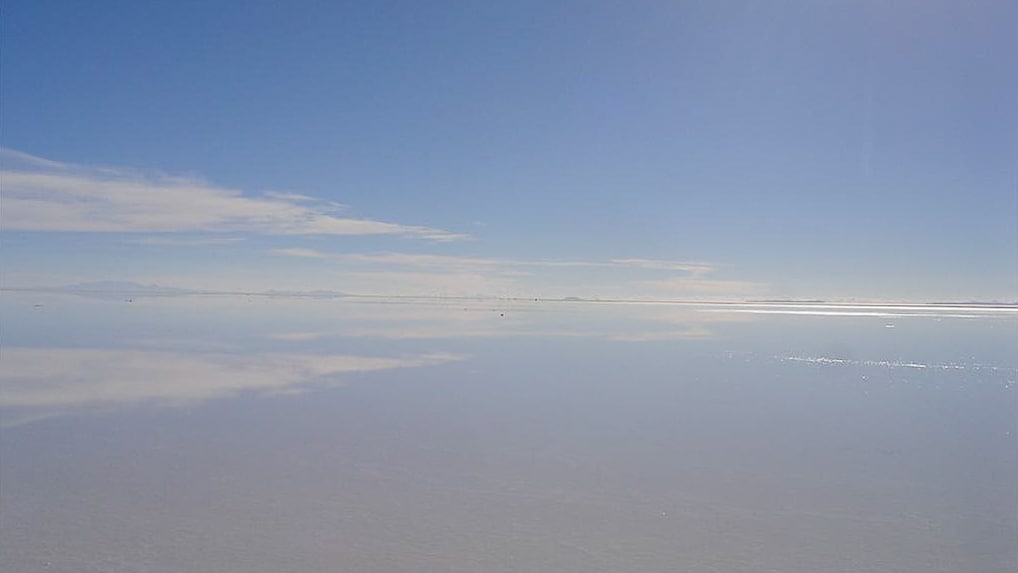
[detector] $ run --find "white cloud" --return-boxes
[269,326,717,341]
[338,270,522,297]
[343,253,717,274]
[262,191,322,203]
[322,253,755,300]
[632,277,766,299]
[259,298,758,342]
[609,258,715,276]
[337,252,501,268]
[147,248,758,299]
[0,148,466,241]
[270,248,329,258]
[271,250,718,275]
[0,348,463,410]
[127,236,246,246]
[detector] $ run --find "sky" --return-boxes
[1,1,1016,301]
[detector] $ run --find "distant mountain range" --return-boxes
[6,281,352,299]
[1,282,1015,307]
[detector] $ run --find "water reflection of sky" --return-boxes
[1,292,1016,571]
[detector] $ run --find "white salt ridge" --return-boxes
[777,355,1018,375]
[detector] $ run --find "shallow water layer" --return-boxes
[1,293,1016,572]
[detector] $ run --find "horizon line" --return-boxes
[3,285,1017,311]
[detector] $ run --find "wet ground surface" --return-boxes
[2,293,1016,572]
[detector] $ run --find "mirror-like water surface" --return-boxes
[2,293,1016,572]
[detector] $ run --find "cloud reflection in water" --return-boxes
[0,348,462,425]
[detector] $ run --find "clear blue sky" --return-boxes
[2,1,1016,301]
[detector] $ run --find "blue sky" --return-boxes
[2,1,1016,301]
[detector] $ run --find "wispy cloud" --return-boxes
[339,270,522,297]
[262,191,324,203]
[634,277,765,298]
[271,250,717,274]
[0,148,467,241]
[609,259,714,276]
[262,250,759,299]
[127,236,246,247]
[342,253,717,273]
[260,299,752,342]
[0,348,463,412]
[337,252,503,269]
[270,248,329,258]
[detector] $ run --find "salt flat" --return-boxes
[1,293,1015,572]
